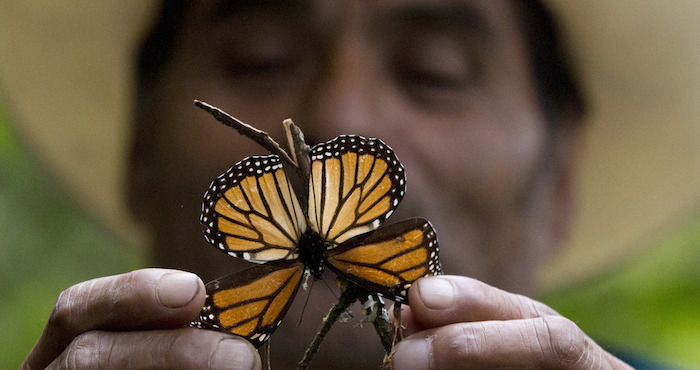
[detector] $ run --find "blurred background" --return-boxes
[1,1,699,368]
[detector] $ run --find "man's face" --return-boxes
[132,0,569,362]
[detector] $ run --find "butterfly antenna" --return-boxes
[321,278,339,300]
[321,279,354,319]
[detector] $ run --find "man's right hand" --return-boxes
[21,269,261,369]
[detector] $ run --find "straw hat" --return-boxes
[1,1,699,290]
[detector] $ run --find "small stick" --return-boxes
[357,294,395,354]
[283,119,311,211]
[194,100,298,169]
[283,119,311,181]
[393,302,403,346]
[378,304,403,369]
[298,282,361,369]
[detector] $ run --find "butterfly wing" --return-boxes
[307,135,405,245]
[201,155,307,262]
[326,218,441,303]
[192,259,305,347]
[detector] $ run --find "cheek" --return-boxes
[389,114,546,217]
[446,119,543,206]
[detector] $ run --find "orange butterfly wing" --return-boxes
[326,218,441,303]
[307,135,406,245]
[201,155,306,262]
[192,259,304,347]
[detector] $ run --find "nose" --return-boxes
[297,29,377,142]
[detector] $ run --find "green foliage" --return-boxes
[0,103,143,368]
[543,211,700,368]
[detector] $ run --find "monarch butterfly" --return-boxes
[192,134,441,347]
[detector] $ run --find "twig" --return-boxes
[194,100,298,169]
[359,294,395,354]
[298,281,362,369]
[380,303,403,369]
[393,303,402,345]
[283,119,311,213]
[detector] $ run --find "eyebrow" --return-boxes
[379,3,495,41]
[208,0,311,21]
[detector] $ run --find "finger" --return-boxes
[392,316,631,369]
[403,275,558,334]
[47,327,261,370]
[22,269,205,370]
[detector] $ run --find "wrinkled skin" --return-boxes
[22,1,631,369]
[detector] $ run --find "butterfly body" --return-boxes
[194,135,441,347]
[295,228,328,280]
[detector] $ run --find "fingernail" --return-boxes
[418,277,454,309]
[157,272,200,308]
[210,338,259,370]
[392,338,431,370]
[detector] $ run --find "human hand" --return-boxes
[21,269,260,370]
[392,276,632,369]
